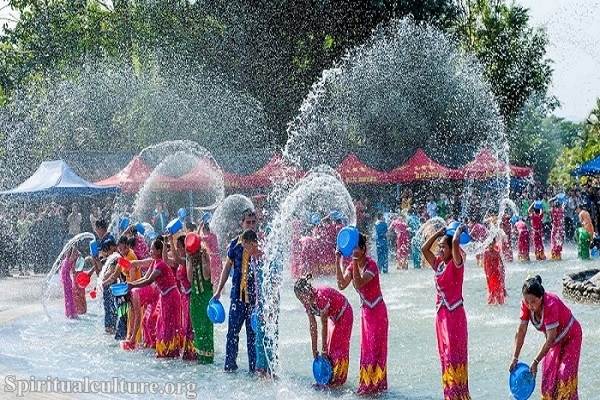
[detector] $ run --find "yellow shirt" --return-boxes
[121,249,141,282]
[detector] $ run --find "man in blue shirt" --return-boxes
[374,213,389,273]
[213,209,258,372]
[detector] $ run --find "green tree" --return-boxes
[549,99,600,187]
[454,0,553,122]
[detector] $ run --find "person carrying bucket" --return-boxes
[422,225,471,400]
[198,212,221,288]
[295,274,353,387]
[60,246,81,319]
[213,209,258,372]
[336,231,388,395]
[185,232,214,364]
[510,276,582,399]
[242,229,272,378]
[373,213,389,273]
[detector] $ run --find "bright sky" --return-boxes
[1,0,599,121]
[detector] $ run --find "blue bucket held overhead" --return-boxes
[89,240,100,257]
[110,282,129,297]
[312,355,333,386]
[509,362,535,400]
[135,223,145,235]
[178,207,187,220]
[534,200,543,210]
[337,226,359,257]
[510,215,521,225]
[445,223,471,245]
[119,216,130,232]
[165,218,183,235]
[310,212,321,225]
[207,298,226,324]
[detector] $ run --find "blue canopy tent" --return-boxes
[0,160,119,198]
[572,155,600,177]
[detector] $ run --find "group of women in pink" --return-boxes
[292,224,582,399]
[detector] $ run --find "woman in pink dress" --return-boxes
[550,201,565,260]
[59,247,79,319]
[199,220,221,289]
[529,204,546,260]
[510,276,582,399]
[165,235,197,360]
[336,233,388,395]
[295,275,353,386]
[482,240,506,305]
[128,238,182,357]
[515,221,531,262]
[500,212,513,262]
[390,216,410,269]
[422,226,471,400]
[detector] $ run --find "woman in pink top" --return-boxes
[510,275,582,399]
[422,225,471,400]
[528,203,546,260]
[198,220,221,289]
[128,238,182,358]
[550,200,565,260]
[294,275,353,386]
[59,247,79,319]
[390,216,410,269]
[336,233,388,395]
[165,235,197,361]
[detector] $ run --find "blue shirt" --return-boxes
[227,237,255,304]
[374,220,388,241]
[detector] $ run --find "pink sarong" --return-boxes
[200,232,221,288]
[313,287,353,386]
[133,284,159,347]
[520,293,582,399]
[347,259,388,395]
[176,264,196,360]
[59,258,77,319]
[501,215,513,262]
[517,227,530,262]
[154,261,181,358]
[530,213,546,260]
[482,249,505,305]
[390,218,410,269]
[551,207,565,260]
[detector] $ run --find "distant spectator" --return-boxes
[67,203,82,237]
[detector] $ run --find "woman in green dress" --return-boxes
[186,233,214,364]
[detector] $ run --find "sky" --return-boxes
[1,0,599,121]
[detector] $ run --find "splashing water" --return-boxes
[108,140,225,234]
[260,166,356,375]
[285,18,510,254]
[209,194,255,253]
[42,232,96,318]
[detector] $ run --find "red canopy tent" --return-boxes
[225,153,305,189]
[457,149,533,180]
[336,154,387,184]
[384,149,461,183]
[95,156,153,193]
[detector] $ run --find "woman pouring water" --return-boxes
[509,275,582,400]
[336,232,388,395]
[422,225,471,400]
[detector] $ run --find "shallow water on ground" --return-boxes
[1,247,599,399]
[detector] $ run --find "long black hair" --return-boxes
[522,275,545,298]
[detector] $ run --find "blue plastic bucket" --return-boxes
[312,355,333,385]
[207,299,226,324]
[510,215,520,225]
[166,218,183,235]
[178,207,187,220]
[110,282,129,297]
[89,240,100,257]
[534,200,543,210]
[337,226,359,257]
[509,362,535,400]
[445,223,471,245]
[310,212,321,225]
[135,223,145,235]
[119,217,130,232]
